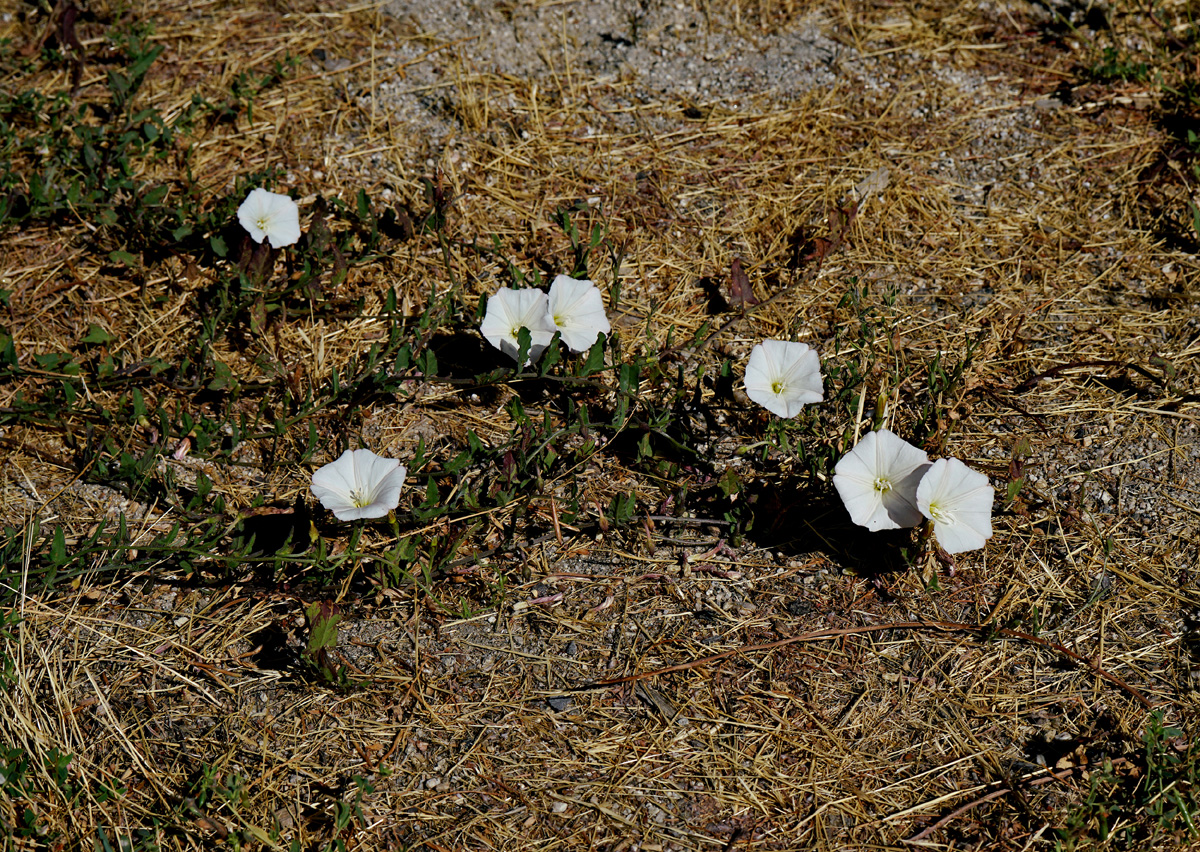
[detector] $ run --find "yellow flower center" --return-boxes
[873,476,892,494]
[349,488,370,508]
[927,501,950,523]
[771,380,785,395]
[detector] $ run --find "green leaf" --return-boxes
[539,333,562,375]
[81,323,114,345]
[718,467,741,498]
[304,604,343,657]
[108,250,139,267]
[505,395,527,424]
[108,69,130,99]
[210,234,228,257]
[609,492,636,524]
[207,359,237,391]
[618,361,638,394]
[418,347,437,378]
[515,326,533,370]
[50,527,66,564]
[444,449,474,475]
[32,352,80,375]
[141,184,168,206]
[0,332,17,367]
[580,333,606,376]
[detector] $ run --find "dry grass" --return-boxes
[2,0,1200,850]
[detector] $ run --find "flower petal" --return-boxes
[833,474,892,530]
[881,463,929,528]
[364,459,406,510]
[548,275,611,353]
[311,449,357,506]
[742,344,784,415]
[931,517,989,554]
[328,504,372,522]
[916,457,994,554]
[264,211,301,249]
[480,287,555,366]
[311,448,406,522]
[777,348,823,415]
[237,188,301,248]
[833,430,930,530]
[479,288,518,350]
[743,340,823,418]
[879,490,923,528]
[874,430,930,527]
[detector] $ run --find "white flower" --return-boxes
[311,449,407,521]
[237,188,301,248]
[479,287,556,366]
[833,429,930,530]
[916,457,994,554]
[547,274,611,353]
[743,339,823,418]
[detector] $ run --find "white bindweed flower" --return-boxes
[743,339,823,418]
[237,188,301,248]
[479,287,556,366]
[833,429,930,531]
[311,448,407,522]
[916,457,994,554]
[547,274,611,353]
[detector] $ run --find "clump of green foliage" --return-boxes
[1057,712,1199,851]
